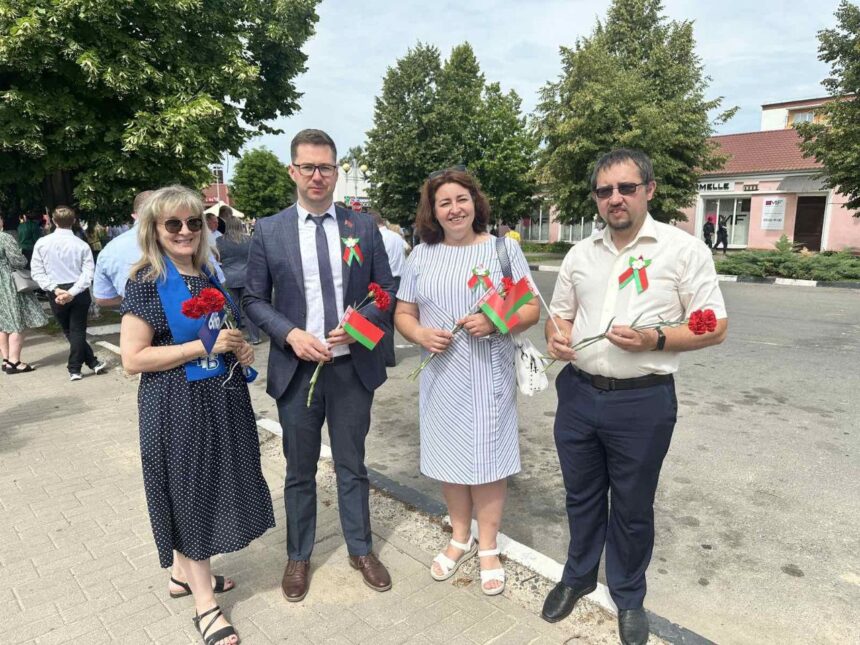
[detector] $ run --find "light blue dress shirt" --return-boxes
[93,222,225,300]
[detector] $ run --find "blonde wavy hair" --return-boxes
[129,185,213,282]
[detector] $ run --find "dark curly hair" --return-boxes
[414,169,490,244]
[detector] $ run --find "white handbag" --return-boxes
[12,269,39,293]
[512,332,549,396]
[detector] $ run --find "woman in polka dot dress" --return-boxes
[120,186,275,645]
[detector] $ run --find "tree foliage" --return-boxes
[364,42,537,226]
[533,0,735,223]
[0,0,319,218]
[230,148,295,220]
[796,0,860,215]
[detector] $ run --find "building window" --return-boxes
[703,198,751,247]
[559,216,595,243]
[791,111,814,126]
[519,204,549,242]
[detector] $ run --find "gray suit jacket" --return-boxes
[243,204,396,400]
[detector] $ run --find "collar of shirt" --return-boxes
[596,213,659,255]
[297,202,336,221]
[54,228,75,238]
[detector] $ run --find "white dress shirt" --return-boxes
[379,226,407,278]
[30,228,95,296]
[297,203,348,358]
[550,214,727,378]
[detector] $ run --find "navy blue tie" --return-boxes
[310,215,339,336]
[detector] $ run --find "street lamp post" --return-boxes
[340,159,368,206]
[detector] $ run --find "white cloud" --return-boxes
[228,0,841,175]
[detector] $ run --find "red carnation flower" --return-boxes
[702,309,717,332]
[181,297,207,319]
[500,277,515,296]
[198,287,226,314]
[688,310,708,335]
[367,282,391,311]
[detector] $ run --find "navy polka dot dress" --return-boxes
[122,272,275,568]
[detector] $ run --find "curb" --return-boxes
[254,410,714,644]
[528,264,860,289]
[96,342,715,644]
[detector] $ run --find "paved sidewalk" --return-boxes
[1,330,640,644]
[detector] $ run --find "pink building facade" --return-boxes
[521,97,859,252]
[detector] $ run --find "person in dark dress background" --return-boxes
[216,211,261,344]
[120,185,274,645]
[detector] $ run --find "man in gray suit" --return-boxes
[244,129,396,602]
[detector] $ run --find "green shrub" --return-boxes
[715,250,860,281]
[520,241,573,254]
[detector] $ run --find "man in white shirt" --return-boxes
[541,149,728,644]
[371,210,406,366]
[31,206,106,381]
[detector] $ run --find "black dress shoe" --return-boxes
[618,608,649,645]
[541,581,597,623]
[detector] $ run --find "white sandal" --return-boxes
[431,534,477,581]
[478,547,505,596]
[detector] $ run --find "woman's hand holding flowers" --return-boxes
[457,313,496,338]
[417,327,454,354]
[212,328,244,355]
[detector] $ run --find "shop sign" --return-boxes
[761,198,786,230]
[744,184,759,192]
[698,181,731,192]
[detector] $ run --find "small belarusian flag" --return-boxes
[342,306,385,350]
[479,277,535,334]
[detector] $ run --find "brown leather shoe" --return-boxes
[348,553,392,592]
[281,560,310,602]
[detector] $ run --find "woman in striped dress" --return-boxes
[394,169,539,595]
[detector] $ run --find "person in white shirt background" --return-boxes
[30,206,106,381]
[371,210,407,367]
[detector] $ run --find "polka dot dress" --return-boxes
[122,273,275,568]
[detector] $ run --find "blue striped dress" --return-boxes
[398,236,533,485]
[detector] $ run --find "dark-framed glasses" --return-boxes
[163,217,204,234]
[428,165,467,180]
[292,163,337,177]
[593,182,646,199]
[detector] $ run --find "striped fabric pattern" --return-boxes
[398,237,533,485]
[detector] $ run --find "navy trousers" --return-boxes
[276,357,374,561]
[553,364,677,609]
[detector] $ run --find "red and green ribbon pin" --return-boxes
[467,265,493,291]
[342,237,364,266]
[618,255,651,294]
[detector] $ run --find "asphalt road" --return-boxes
[360,275,860,645]
[96,274,858,643]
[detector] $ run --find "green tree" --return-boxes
[0,0,319,219]
[796,1,860,214]
[364,42,538,225]
[533,0,735,223]
[230,148,294,219]
[364,43,446,222]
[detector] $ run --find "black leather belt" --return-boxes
[570,365,673,391]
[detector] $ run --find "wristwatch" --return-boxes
[653,327,666,351]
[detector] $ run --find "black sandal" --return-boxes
[169,575,233,599]
[5,361,35,374]
[1,359,10,373]
[193,605,239,645]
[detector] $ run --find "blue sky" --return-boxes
[225,0,840,175]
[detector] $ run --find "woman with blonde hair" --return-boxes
[120,185,274,645]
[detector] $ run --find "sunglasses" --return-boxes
[593,182,646,199]
[428,165,467,180]
[162,217,204,234]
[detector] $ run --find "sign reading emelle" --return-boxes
[698,182,731,191]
